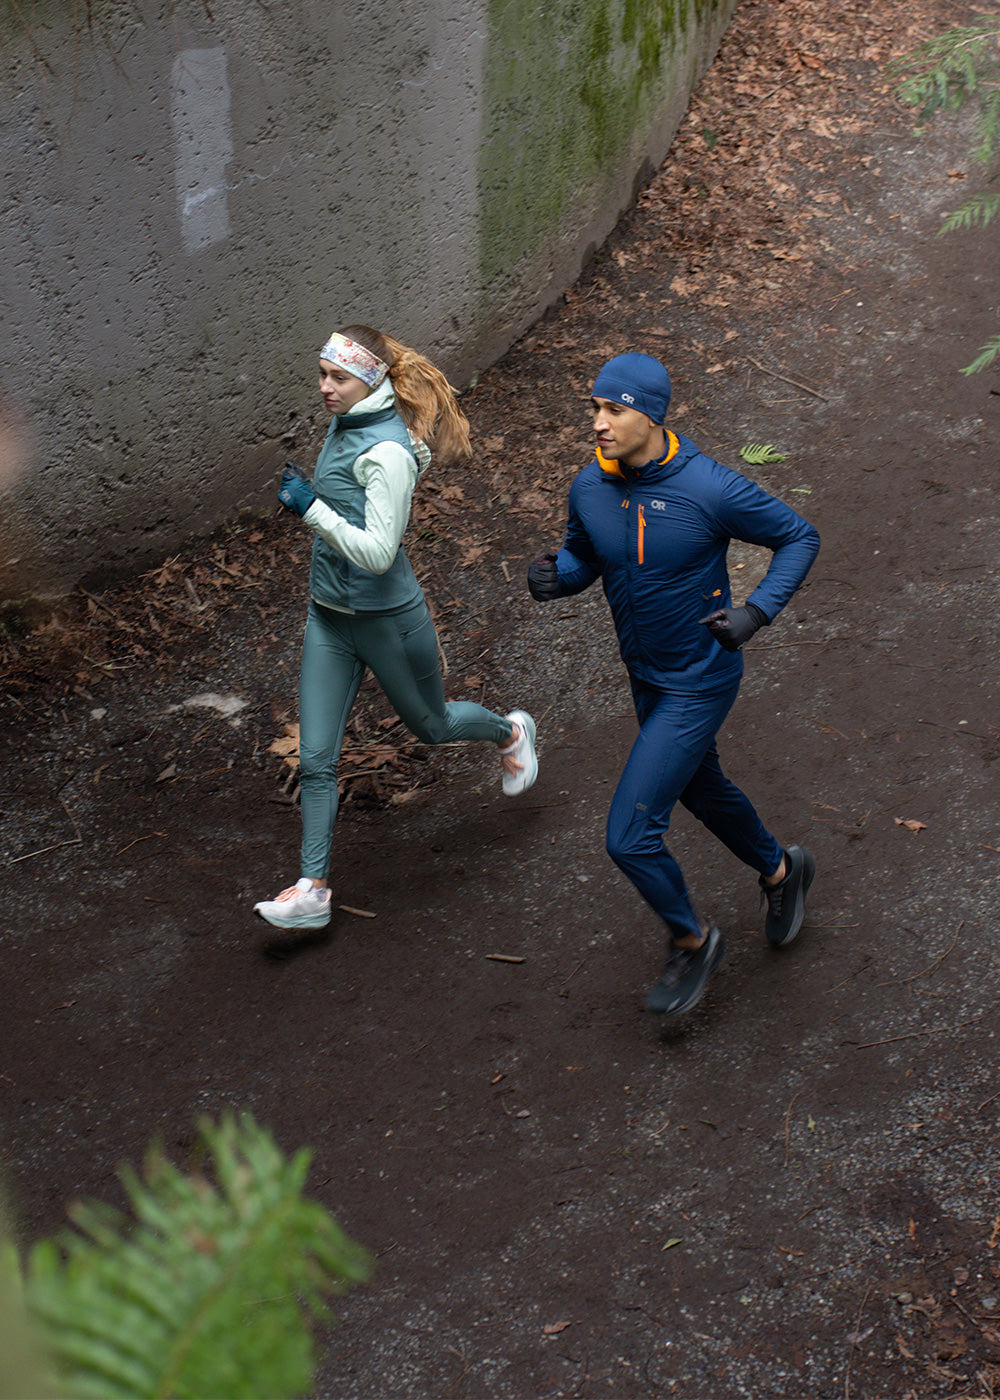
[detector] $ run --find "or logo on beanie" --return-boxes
[592,353,671,424]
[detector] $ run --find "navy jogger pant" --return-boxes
[605,676,783,941]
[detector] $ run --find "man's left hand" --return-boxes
[698,603,768,652]
[527,552,561,601]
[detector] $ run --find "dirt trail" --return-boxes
[3,1,1000,1396]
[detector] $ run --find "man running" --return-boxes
[527,352,820,1017]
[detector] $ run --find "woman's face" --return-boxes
[319,359,371,415]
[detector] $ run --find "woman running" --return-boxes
[253,325,537,930]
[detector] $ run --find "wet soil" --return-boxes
[3,1,1000,1396]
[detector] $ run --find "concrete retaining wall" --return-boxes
[0,0,736,603]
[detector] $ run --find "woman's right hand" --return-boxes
[278,462,317,517]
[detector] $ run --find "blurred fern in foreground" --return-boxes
[7,1112,371,1400]
[890,16,1000,373]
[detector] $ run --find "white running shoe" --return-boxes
[254,877,332,930]
[501,710,538,797]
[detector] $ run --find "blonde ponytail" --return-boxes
[339,325,472,464]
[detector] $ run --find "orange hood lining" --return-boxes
[597,431,679,478]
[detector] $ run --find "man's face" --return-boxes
[592,397,662,467]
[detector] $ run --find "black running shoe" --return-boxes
[760,845,815,946]
[645,925,726,1015]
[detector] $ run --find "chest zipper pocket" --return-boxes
[637,503,646,564]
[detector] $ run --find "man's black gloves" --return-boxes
[527,552,561,601]
[698,602,769,652]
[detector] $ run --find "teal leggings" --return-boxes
[298,597,512,878]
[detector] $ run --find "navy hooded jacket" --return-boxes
[553,432,820,692]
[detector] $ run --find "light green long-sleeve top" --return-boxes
[302,378,431,579]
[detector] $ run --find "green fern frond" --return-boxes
[23,1112,372,1400]
[739,443,789,465]
[0,1240,51,1400]
[939,191,1000,233]
[890,19,1000,373]
[890,20,1000,130]
[961,334,1000,375]
[972,88,1000,162]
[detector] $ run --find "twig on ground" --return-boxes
[794,1203,825,1224]
[844,1284,872,1400]
[854,1006,993,1049]
[113,832,166,856]
[784,1089,804,1167]
[760,73,806,103]
[10,836,82,864]
[558,959,586,995]
[825,960,871,995]
[948,1289,986,1335]
[917,718,986,739]
[495,798,574,812]
[746,355,830,400]
[10,795,83,864]
[79,587,119,618]
[872,922,962,988]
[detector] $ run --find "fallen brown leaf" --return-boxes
[268,724,300,769]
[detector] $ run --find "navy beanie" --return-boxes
[591,353,671,425]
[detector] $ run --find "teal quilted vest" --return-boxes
[308,405,423,612]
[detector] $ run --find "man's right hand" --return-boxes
[527,552,561,601]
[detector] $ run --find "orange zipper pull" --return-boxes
[637,503,646,564]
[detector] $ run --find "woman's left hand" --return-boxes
[278,462,316,517]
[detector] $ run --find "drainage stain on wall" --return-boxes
[171,48,234,256]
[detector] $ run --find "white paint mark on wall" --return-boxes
[170,48,233,255]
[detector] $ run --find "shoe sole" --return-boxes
[254,905,332,931]
[503,752,538,796]
[647,929,726,1016]
[502,710,538,796]
[767,848,816,948]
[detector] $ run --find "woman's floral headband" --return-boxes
[319,332,389,387]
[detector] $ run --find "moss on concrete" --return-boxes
[479,0,712,285]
